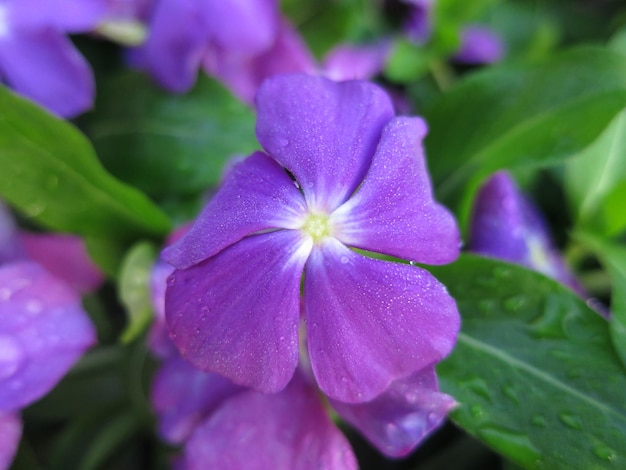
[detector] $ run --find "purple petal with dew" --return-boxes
[0,412,21,470]
[204,18,315,104]
[454,25,504,65]
[468,171,585,295]
[165,230,312,394]
[163,152,307,269]
[7,0,107,32]
[331,365,456,457]
[203,0,277,57]
[20,233,103,294]
[0,29,93,117]
[140,0,209,92]
[0,262,96,411]
[256,74,395,212]
[322,41,390,82]
[0,203,24,264]
[332,117,460,265]
[304,238,460,403]
[182,372,357,470]
[151,353,242,444]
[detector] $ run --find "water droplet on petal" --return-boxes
[279,138,289,147]
[167,276,176,286]
[340,256,349,264]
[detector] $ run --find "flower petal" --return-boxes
[0,29,94,117]
[163,152,307,269]
[204,19,315,104]
[322,41,390,82]
[8,0,107,32]
[256,74,395,212]
[304,239,459,403]
[203,0,277,56]
[330,366,455,457]
[151,353,242,444]
[182,372,357,470]
[332,117,460,265]
[20,233,103,294]
[0,262,96,411]
[454,26,504,65]
[468,171,584,294]
[165,230,312,393]
[0,412,21,470]
[140,0,209,92]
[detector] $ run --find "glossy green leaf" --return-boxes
[565,110,626,235]
[430,255,626,469]
[0,85,170,242]
[423,47,626,224]
[118,241,158,343]
[574,232,626,369]
[601,181,626,237]
[86,71,259,198]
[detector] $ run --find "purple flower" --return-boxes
[0,412,20,470]
[454,25,504,65]
[322,42,390,82]
[0,0,107,117]
[468,171,585,294]
[0,262,96,412]
[163,74,460,403]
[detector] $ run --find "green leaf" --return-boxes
[118,241,158,343]
[86,71,259,199]
[600,180,626,237]
[0,85,170,243]
[423,46,626,225]
[430,255,626,469]
[574,232,626,369]
[565,110,626,235]
[385,39,434,83]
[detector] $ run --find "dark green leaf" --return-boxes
[430,255,626,469]
[0,85,170,243]
[423,47,626,224]
[86,71,259,199]
[118,241,158,343]
[574,232,626,369]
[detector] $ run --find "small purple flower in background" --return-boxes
[403,0,433,44]
[453,25,504,65]
[163,74,460,404]
[0,203,99,470]
[0,0,108,117]
[322,42,391,82]
[468,171,585,295]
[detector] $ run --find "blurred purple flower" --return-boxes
[0,0,107,117]
[403,0,433,44]
[322,42,390,82]
[468,171,585,295]
[0,412,20,470]
[163,74,460,404]
[454,25,504,64]
[0,262,96,412]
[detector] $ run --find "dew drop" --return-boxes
[476,426,541,469]
[470,404,484,418]
[340,256,349,264]
[195,327,201,334]
[279,336,285,341]
[593,445,616,462]
[559,413,582,430]
[167,276,176,286]
[279,138,289,147]
[531,415,546,427]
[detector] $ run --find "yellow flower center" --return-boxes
[302,213,332,243]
